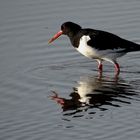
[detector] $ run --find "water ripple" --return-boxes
[0,0,140,140]
[50,75,139,117]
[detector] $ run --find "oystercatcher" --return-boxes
[48,21,140,74]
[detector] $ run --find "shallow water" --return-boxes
[0,0,140,140]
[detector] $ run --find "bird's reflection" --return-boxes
[50,74,137,116]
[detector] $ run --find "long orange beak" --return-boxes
[48,30,63,44]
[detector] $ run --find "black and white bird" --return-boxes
[48,21,140,74]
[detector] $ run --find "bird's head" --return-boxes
[48,21,81,44]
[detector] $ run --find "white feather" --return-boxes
[76,35,126,63]
[76,36,99,59]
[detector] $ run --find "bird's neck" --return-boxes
[67,30,81,48]
[69,35,81,48]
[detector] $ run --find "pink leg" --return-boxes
[98,63,103,71]
[114,62,120,73]
[97,60,103,72]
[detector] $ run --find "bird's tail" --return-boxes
[123,39,140,52]
[129,43,140,52]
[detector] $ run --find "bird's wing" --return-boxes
[87,30,125,50]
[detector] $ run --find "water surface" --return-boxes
[0,0,140,140]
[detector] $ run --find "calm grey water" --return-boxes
[0,0,140,140]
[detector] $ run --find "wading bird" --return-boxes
[48,22,140,74]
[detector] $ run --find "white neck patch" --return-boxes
[76,35,98,59]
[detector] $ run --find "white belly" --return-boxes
[76,36,99,59]
[76,35,126,62]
